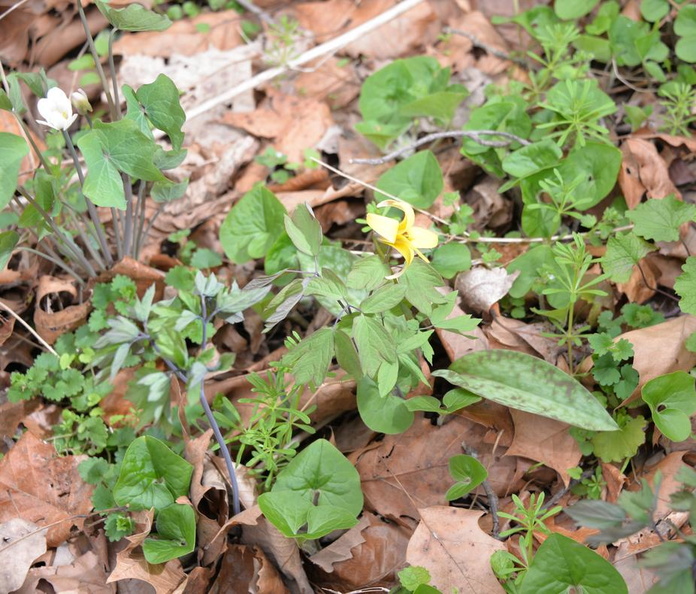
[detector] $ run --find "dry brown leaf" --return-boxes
[456,266,519,314]
[16,550,113,593]
[236,505,313,594]
[619,138,680,208]
[343,0,438,59]
[406,507,506,594]
[107,547,186,593]
[33,276,91,344]
[0,432,93,547]
[613,550,660,594]
[0,519,47,593]
[114,9,244,57]
[222,89,333,163]
[619,315,696,402]
[291,56,361,109]
[354,416,519,523]
[506,410,581,486]
[643,451,690,519]
[617,256,661,303]
[96,256,166,301]
[484,317,560,363]
[210,544,288,594]
[308,511,411,589]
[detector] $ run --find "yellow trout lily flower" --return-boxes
[366,199,438,277]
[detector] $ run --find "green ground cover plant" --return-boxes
[1,0,696,591]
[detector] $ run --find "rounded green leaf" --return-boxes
[376,150,443,208]
[519,533,628,594]
[142,503,196,564]
[357,377,414,434]
[113,436,193,511]
[642,371,696,442]
[433,350,619,431]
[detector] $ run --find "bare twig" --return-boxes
[0,301,58,356]
[185,0,426,122]
[463,444,501,538]
[350,130,530,165]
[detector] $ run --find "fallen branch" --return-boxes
[185,0,427,122]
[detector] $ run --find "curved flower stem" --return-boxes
[75,0,117,120]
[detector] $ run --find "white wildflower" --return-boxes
[36,87,78,131]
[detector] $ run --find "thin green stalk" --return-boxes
[63,207,107,270]
[62,130,114,267]
[15,117,52,172]
[133,182,148,256]
[75,0,117,120]
[15,190,98,277]
[16,247,85,286]
[112,207,124,261]
[107,30,121,119]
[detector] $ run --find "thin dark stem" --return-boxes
[464,444,500,538]
[62,130,114,267]
[350,130,530,165]
[132,181,146,257]
[199,296,241,516]
[15,117,51,172]
[122,175,135,257]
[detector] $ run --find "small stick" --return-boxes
[0,301,58,356]
[235,0,275,25]
[350,130,530,165]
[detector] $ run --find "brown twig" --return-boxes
[350,130,531,165]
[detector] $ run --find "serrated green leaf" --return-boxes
[352,314,397,378]
[281,327,334,386]
[399,259,447,316]
[347,255,390,291]
[591,414,646,462]
[305,269,349,302]
[628,195,696,242]
[284,203,322,256]
[433,350,618,431]
[601,232,656,283]
[360,283,406,314]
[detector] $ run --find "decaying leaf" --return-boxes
[0,519,47,593]
[33,276,91,345]
[456,266,519,314]
[406,507,506,594]
[0,432,93,547]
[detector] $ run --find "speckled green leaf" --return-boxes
[433,350,618,431]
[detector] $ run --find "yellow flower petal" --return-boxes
[376,199,415,231]
[405,226,439,249]
[391,235,415,265]
[366,213,399,244]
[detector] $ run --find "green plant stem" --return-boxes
[63,206,107,271]
[16,247,85,286]
[75,0,117,120]
[15,190,98,277]
[112,206,124,261]
[132,181,146,257]
[122,175,135,257]
[62,130,114,267]
[107,30,121,120]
